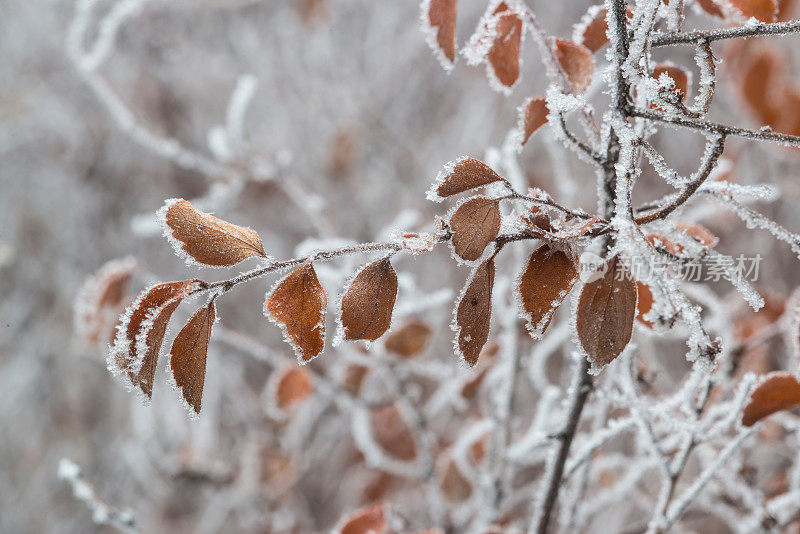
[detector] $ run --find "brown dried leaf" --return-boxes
[636,281,655,328]
[674,222,717,246]
[739,46,784,126]
[371,404,417,461]
[519,96,549,146]
[272,367,314,410]
[647,233,685,255]
[135,296,183,399]
[455,256,495,366]
[336,503,388,534]
[517,245,579,339]
[160,199,267,267]
[450,197,501,262]
[384,319,432,358]
[697,0,726,16]
[553,39,595,93]
[487,7,523,89]
[742,371,800,426]
[425,0,458,66]
[340,258,398,342]
[575,6,633,53]
[439,457,473,503]
[265,262,327,364]
[576,256,638,370]
[111,280,196,376]
[170,300,216,415]
[431,157,504,200]
[75,257,138,345]
[725,0,778,22]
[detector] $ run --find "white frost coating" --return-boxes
[451,419,493,484]
[350,406,424,478]
[425,156,470,203]
[450,244,497,369]
[699,181,779,202]
[419,0,456,73]
[74,256,138,342]
[389,228,439,255]
[225,73,257,150]
[704,191,800,259]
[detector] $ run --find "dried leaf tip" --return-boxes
[169,300,216,416]
[426,157,505,202]
[742,371,800,426]
[517,96,549,148]
[338,257,398,344]
[553,39,594,94]
[421,0,458,71]
[576,256,637,372]
[265,261,327,364]
[158,198,269,267]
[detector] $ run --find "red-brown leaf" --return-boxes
[576,256,638,369]
[135,296,183,399]
[449,197,501,262]
[340,258,398,342]
[725,0,779,22]
[517,245,579,339]
[170,300,216,415]
[575,6,633,53]
[111,280,196,377]
[455,256,495,366]
[553,39,595,93]
[336,503,388,534]
[425,0,458,66]
[272,366,314,410]
[742,371,800,426]
[487,8,523,89]
[431,157,504,200]
[265,262,327,364]
[160,199,267,267]
[697,0,726,16]
[636,281,655,328]
[75,257,138,345]
[384,319,433,358]
[519,96,549,146]
[371,404,417,461]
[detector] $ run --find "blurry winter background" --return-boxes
[3,0,800,532]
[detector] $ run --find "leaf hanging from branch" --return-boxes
[159,198,268,267]
[338,257,398,343]
[265,261,327,364]
[486,5,523,91]
[576,256,638,371]
[573,5,632,53]
[742,371,800,426]
[516,244,579,339]
[385,319,433,358]
[553,38,594,93]
[427,157,504,201]
[169,300,216,415]
[453,256,495,366]
[75,257,138,345]
[449,197,501,262]
[109,279,197,389]
[370,404,418,461]
[518,96,549,147]
[421,0,458,70]
[270,366,314,412]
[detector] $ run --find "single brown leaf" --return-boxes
[519,96,549,146]
[266,262,327,364]
[425,0,458,65]
[75,257,138,345]
[384,319,433,358]
[487,7,523,89]
[517,245,579,339]
[674,222,716,246]
[449,197,501,262]
[135,296,184,399]
[636,281,655,328]
[575,6,633,53]
[742,371,800,426]
[431,157,504,200]
[697,0,726,16]
[160,199,267,267]
[576,256,638,369]
[647,233,685,255]
[370,404,417,461]
[553,38,595,93]
[170,300,216,415]
[521,205,553,233]
[336,503,388,534]
[111,280,196,376]
[439,457,473,503]
[455,256,495,366]
[272,367,314,410]
[739,47,784,126]
[725,0,778,22]
[340,258,398,342]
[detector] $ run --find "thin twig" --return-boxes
[651,19,800,46]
